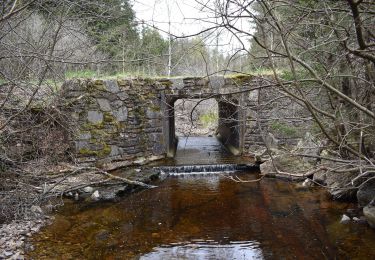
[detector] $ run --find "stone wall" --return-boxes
[61,78,172,170]
[242,77,323,154]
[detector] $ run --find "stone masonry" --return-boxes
[60,75,310,169]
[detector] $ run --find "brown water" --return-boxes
[28,173,375,259]
[28,137,375,259]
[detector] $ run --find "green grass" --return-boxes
[0,78,8,85]
[64,69,285,80]
[249,68,283,76]
[200,112,218,128]
[280,70,310,81]
[270,121,298,137]
[65,70,99,79]
[64,69,177,80]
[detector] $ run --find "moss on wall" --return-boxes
[225,74,254,85]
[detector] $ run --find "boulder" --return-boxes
[99,185,128,201]
[293,132,321,163]
[312,169,327,184]
[260,154,312,180]
[83,186,94,193]
[363,202,375,228]
[325,170,357,200]
[357,178,375,207]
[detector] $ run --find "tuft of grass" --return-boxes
[270,121,298,137]
[200,112,218,128]
[0,78,8,85]
[65,70,98,79]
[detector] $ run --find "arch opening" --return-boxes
[163,96,244,160]
[174,98,218,137]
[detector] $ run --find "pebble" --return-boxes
[91,190,100,201]
[0,217,48,259]
[302,178,314,187]
[340,214,351,223]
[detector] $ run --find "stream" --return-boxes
[27,137,375,259]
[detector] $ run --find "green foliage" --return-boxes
[200,112,218,128]
[280,70,309,81]
[85,0,138,57]
[270,121,298,137]
[31,0,139,59]
[0,78,8,85]
[140,28,168,56]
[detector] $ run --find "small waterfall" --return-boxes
[155,164,257,177]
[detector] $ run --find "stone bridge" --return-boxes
[61,75,272,169]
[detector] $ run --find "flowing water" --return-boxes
[27,137,375,259]
[170,137,249,165]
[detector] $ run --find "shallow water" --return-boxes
[28,173,375,259]
[160,137,251,166]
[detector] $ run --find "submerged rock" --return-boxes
[95,229,110,242]
[260,154,312,180]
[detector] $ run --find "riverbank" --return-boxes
[0,217,49,259]
[0,164,160,259]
